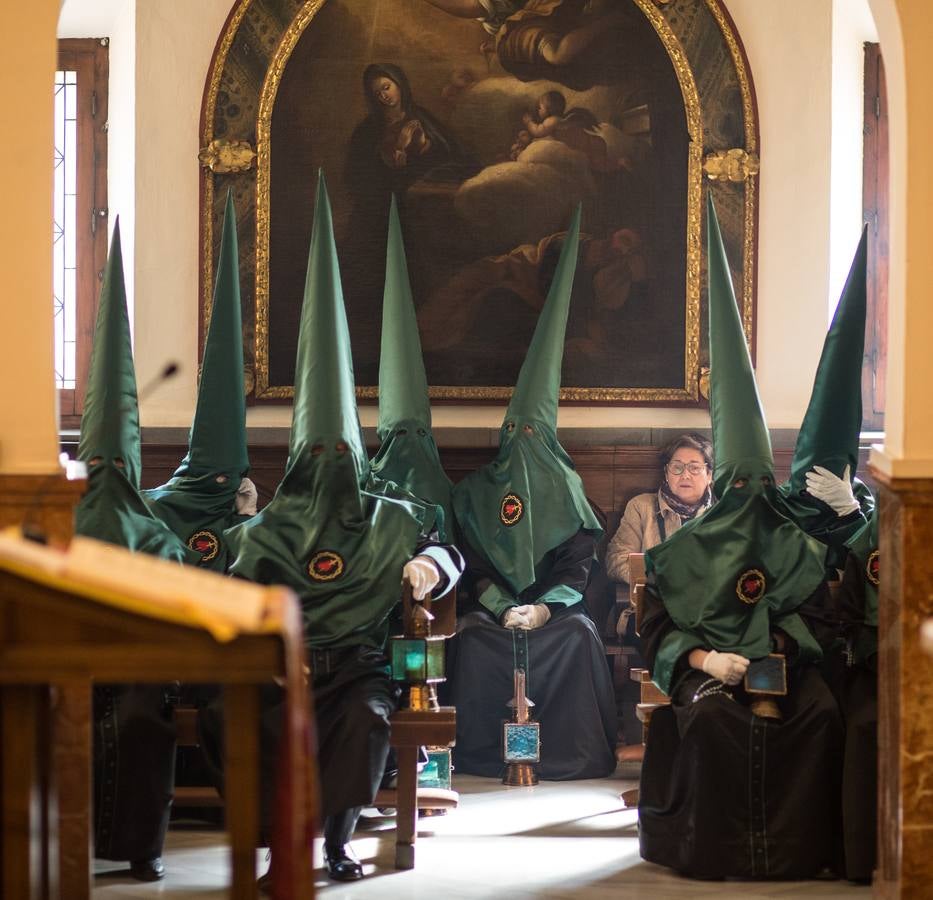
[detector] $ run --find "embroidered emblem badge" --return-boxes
[736,568,766,605]
[187,530,220,563]
[500,493,524,526]
[308,550,344,582]
[866,550,880,587]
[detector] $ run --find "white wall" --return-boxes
[133,0,231,420]
[93,0,871,435]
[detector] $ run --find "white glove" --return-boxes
[511,603,551,630]
[235,477,258,515]
[403,556,441,600]
[805,464,860,516]
[701,649,750,685]
[502,607,530,629]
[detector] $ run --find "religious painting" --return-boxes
[199,0,759,404]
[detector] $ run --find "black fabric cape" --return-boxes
[444,530,616,780]
[835,549,878,882]
[93,685,175,861]
[637,583,844,879]
[200,647,396,844]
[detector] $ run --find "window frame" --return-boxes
[862,42,888,432]
[56,38,109,427]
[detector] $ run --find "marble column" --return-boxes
[873,468,933,898]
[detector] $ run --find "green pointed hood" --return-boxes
[370,196,452,538]
[180,189,248,478]
[452,207,602,599]
[705,195,773,497]
[142,191,250,569]
[75,221,197,563]
[225,173,428,648]
[505,205,584,430]
[645,194,826,693]
[289,171,369,482]
[77,220,141,488]
[777,228,873,556]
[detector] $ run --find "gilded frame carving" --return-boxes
[199,0,759,404]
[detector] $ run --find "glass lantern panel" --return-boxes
[503,722,541,762]
[425,637,446,681]
[391,639,427,682]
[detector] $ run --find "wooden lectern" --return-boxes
[0,532,317,900]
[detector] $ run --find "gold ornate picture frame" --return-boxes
[199,0,759,405]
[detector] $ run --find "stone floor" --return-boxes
[92,771,871,899]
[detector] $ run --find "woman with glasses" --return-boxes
[605,432,714,586]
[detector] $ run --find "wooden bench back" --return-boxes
[628,552,647,635]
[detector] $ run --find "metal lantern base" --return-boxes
[502,762,538,786]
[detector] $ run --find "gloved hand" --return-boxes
[805,464,860,516]
[511,603,551,630]
[701,649,750,685]
[502,607,530,629]
[235,477,258,516]
[403,556,441,600]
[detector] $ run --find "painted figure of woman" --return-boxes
[341,63,474,384]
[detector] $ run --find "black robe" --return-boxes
[834,550,878,882]
[93,685,176,862]
[637,581,844,879]
[444,530,617,780]
[199,539,463,845]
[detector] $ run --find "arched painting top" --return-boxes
[200,0,759,404]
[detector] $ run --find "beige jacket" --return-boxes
[605,490,688,585]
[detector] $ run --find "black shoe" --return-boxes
[129,857,165,882]
[324,844,364,881]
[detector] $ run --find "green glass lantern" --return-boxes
[390,586,448,711]
[390,636,446,683]
[418,747,453,790]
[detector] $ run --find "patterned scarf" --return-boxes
[659,483,712,521]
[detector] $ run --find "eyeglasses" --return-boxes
[667,461,708,476]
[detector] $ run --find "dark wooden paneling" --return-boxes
[130,443,875,528]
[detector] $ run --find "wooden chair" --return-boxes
[620,553,671,808]
[173,705,224,810]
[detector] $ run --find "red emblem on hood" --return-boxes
[187,530,220,563]
[500,493,524,526]
[308,550,344,582]
[736,569,766,605]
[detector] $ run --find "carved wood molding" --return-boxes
[0,471,86,545]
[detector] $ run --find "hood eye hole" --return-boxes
[396,428,408,436]
[417,428,426,436]
[760,476,772,486]
[335,441,349,454]
[733,477,748,488]
[113,457,125,469]
[522,424,534,435]
[311,444,324,456]
[215,474,229,484]
[505,422,515,433]
[88,456,103,467]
